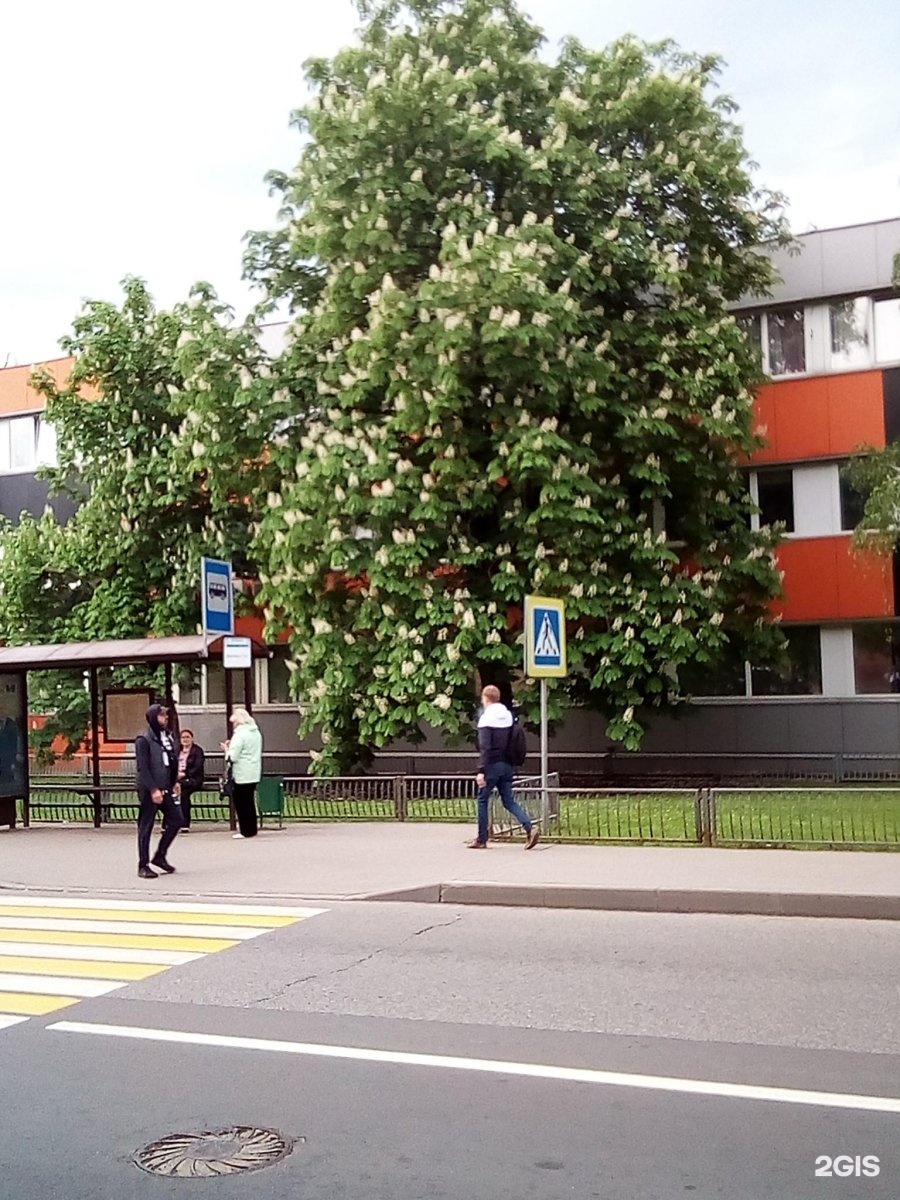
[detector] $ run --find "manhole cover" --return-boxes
[134,1126,292,1177]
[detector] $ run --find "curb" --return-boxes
[365,882,900,920]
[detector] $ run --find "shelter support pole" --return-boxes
[163,661,175,734]
[89,666,102,828]
[22,670,30,828]
[244,664,254,716]
[225,667,236,831]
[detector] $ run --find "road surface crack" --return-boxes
[254,912,465,1003]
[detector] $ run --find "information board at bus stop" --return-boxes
[0,672,27,800]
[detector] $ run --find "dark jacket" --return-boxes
[477,702,514,772]
[178,744,206,792]
[135,705,178,796]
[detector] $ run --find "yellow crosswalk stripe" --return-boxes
[0,897,323,1029]
[0,929,239,953]
[0,992,79,1016]
[0,956,166,982]
[0,905,298,928]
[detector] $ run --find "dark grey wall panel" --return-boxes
[0,474,76,524]
[176,697,900,773]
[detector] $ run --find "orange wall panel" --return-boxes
[752,371,885,464]
[773,537,893,622]
[0,357,74,416]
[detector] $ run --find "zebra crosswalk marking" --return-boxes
[0,928,238,953]
[0,957,166,982]
[0,917,271,939]
[0,1015,28,1030]
[0,992,80,1016]
[0,896,324,1030]
[0,905,299,928]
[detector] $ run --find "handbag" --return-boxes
[219,763,235,799]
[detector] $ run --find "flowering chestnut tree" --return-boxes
[0,278,270,756]
[248,0,787,772]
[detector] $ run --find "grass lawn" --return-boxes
[20,781,900,848]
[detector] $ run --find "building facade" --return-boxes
[0,358,73,524]
[611,217,900,777]
[4,225,900,774]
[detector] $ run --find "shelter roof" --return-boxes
[0,634,269,672]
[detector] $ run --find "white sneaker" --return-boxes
[232,833,245,839]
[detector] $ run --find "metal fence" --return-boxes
[15,775,900,850]
[710,787,900,849]
[31,749,900,786]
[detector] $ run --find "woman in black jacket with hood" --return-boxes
[135,703,182,878]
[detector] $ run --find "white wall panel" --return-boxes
[792,463,840,537]
[820,627,855,697]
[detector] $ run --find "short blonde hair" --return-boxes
[481,685,501,704]
[230,706,252,725]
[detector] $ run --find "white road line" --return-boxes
[46,1022,900,1115]
[0,943,203,966]
[0,974,124,999]
[0,897,325,918]
[0,1015,29,1030]
[0,917,266,940]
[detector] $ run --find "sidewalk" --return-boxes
[1,822,899,918]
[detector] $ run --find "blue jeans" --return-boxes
[477,762,532,844]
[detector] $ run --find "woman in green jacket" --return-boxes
[222,707,263,838]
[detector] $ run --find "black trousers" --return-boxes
[138,790,182,867]
[233,782,258,838]
[180,787,197,828]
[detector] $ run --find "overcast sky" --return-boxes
[2,0,898,365]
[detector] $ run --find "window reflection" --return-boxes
[875,298,900,364]
[853,623,900,694]
[7,416,35,471]
[829,298,869,369]
[767,307,806,375]
[751,626,822,695]
[267,647,293,704]
[756,468,794,531]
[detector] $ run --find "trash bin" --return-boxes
[256,777,285,829]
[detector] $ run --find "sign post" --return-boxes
[523,595,567,830]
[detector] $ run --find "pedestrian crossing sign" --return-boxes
[524,595,567,678]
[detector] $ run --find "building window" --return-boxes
[677,656,748,697]
[852,623,900,694]
[8,416,35,471]
[0,413,57,473]
[766,306,806,376]
[829,297,870,369]
[874,297,900,364]
[206,662,247,706]
[267,647,293,704]
[176,665,202,706]
[36,418,58,468]
[839,467,868,531]
[737,313,762,367]
[751,625,822,696]
[756,468,794,531]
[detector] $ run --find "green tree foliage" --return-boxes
[846,448,900,554]
[844,260,900,553]
[0,278,268,756]
[243,0,788,772]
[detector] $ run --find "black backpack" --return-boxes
[506,719,527,767]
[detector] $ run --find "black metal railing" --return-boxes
[15,773,900,850]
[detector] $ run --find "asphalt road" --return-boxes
[1,899,899,1199]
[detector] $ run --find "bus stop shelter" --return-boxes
[0,634,270,829]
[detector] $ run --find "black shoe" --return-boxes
[138,866,158,879]
[151,857,175,874]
